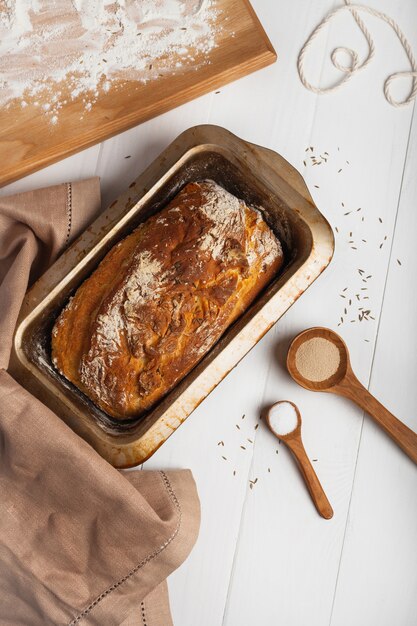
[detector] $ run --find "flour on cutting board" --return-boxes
[0,0,220,123]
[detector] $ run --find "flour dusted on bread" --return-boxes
[52,180,283,419]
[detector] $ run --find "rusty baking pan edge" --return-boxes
[9,125,334,468]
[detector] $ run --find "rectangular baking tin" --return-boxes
[9,125,334,468]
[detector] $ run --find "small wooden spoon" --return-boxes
[266,401,334,519]
[287,327,417,465]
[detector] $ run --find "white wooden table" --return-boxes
[2,1,417,624]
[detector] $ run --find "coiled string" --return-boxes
[297,0,417,107]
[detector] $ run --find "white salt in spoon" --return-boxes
[266,401,334,519]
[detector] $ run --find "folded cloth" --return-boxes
[0,179,200,626]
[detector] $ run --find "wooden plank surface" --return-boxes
[1,1,417,625]
[329,102,417,626]
[219,2,417,624]
[0,0,275,188]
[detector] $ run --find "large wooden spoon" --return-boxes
[266,401,334,519]
[287,327,417,465]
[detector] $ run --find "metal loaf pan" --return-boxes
[9,125,334,467]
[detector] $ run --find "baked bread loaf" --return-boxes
[52,180,283,420]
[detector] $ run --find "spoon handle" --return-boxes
[336,375,417,465]
[286,437,334,519]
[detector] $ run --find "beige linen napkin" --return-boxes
[0,179,200,626]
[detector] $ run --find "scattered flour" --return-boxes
[0,0,220,123]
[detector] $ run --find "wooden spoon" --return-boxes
[266,401,334,519]
[287,327,417,465]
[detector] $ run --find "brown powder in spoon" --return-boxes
[295,337,340,382]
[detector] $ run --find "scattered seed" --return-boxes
[217,441,224,446]
[215,90,220,94]
[247,438,253,444]
[314,185,320,188]
[312,459,318,462]
[268,468,271,473]
[397,259,402,266]
[125,155,131,159]
[254,424,259,430]
[240,446,246,450]
[236,424,240,430]
[222,456,227,461]
[233,470,236,476]
[242,414,245,419]
[338,168,343,173]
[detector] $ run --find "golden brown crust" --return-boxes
[52,180,283,419]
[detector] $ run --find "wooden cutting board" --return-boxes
[0,0,276,188]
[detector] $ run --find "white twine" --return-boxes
[297,0,417,107]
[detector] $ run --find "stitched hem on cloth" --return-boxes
[65,183,73,246]
[68,471,181,625]
[140,601,147,625]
